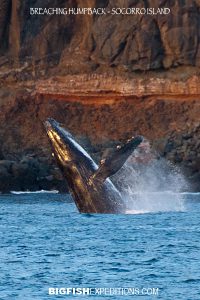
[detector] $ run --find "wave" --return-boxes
[125,209,150,214]
[10,190,59,195]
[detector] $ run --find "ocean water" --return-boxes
[0,192,200,300]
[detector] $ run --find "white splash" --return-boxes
[112,140,187,214]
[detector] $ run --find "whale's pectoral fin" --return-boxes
[91,135,143,183]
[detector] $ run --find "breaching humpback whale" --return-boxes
[44,118,143,213]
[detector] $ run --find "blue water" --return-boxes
[0,193,200,300]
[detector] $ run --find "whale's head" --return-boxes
[44,118,101,212]
[44,118,97,178]
[45,118,76,164]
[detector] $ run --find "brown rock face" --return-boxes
[0,83,200,191]
[0,0,200,71]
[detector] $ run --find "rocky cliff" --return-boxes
[1,0,200,72]
[0,0,200,192]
